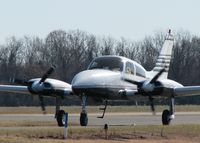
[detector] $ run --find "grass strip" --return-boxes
[0,124,199,140]
[0,105,200,114]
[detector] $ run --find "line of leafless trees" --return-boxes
[0,29,200,106]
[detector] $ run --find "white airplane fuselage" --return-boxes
[71,55,182,100]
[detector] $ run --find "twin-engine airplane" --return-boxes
[0,30,199,127]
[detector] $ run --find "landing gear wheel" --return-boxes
[80,112,88,126]
[162,109,171,125]
[56,110,65,127]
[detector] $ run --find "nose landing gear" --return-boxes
[80,95,88,126]
[80,112,88,126]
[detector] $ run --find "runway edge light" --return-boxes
[64,112,68,139]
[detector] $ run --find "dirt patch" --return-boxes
[1,125,200,143]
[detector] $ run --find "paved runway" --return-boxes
[0,112,200,126]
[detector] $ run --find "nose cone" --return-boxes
[72,69,121,90]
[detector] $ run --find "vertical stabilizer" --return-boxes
[150,30,174,79]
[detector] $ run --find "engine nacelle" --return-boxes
[28,81,53,94]
[137,80,164,96]
[31,81,44,92]
[142,81,155,92]
[54,88,73,96]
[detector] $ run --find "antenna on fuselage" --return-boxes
[169,29,171,34]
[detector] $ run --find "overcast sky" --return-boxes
[0,0,199,43]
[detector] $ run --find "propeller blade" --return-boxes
[39,66,55,83]
[124,79,143,87]
[150,68,165,84]
[39,95,46,114]
[149,96,156,115]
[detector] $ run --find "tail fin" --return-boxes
[150,30,174,79]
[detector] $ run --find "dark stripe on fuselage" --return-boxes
[159,54,171,57]
[153,69,169,72]
[157,57,171,61]
[156,61,171,64]
[155,65,169,69]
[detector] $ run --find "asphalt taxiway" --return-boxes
[0,112,200,126]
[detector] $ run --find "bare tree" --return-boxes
[100,37,115,55]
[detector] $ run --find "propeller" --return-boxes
[125,68,165,114]
[39,66,55,84]
[150,69,165,84]
[39,94,46,114]
[37,66,55,114]
[11,66,55,114]
[149,96,155,114]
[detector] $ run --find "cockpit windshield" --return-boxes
[88,57,123,72]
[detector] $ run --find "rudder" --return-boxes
[151,30,174,79]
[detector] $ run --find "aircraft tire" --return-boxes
[57,110,65,127]
[80,112,88,126]
[162,109,171,125]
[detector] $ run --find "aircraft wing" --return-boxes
[174,86,200,97]
[0,85,30,94]
[0,82,73,97]
[0,66,73,97]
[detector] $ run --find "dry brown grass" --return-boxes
[0,137,199,143]
[0,125,200,143]
[0,120,56,127]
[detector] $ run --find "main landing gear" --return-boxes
[56,110,65,126]
[55,97,66,127]
[162,97,175,125]
[55,95,89,127]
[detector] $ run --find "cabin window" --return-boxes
[135,65,146,77]
[125,62,135,75]
[88,57,123,72]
